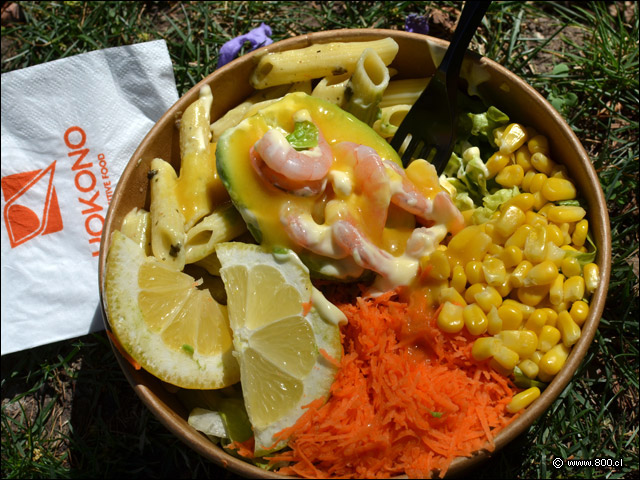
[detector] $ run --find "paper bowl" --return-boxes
[98,29,611,478]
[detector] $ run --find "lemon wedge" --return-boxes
[216,242,344,454]
[104,230,240,389]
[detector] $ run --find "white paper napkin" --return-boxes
[1,40,179,355]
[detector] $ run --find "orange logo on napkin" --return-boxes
[2,161,63,248]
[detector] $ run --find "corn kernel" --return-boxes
[517,284,551,307]
[495,275,513,297]
[518,359,540,379]
[496,205,526,238]
[530,350,544,366]
[504,193,536,213]
[524,260,559,286]
[572,219,589,247]
[498,329,538,357]
[583,263,600,294]
[549,273,565,305]
[486,152,511,178]
[539,343,570,376]
[551,164,570,180]
[542,307,559,326]
[500,123,528,154]
[493,344,520,370]
[507,386,541,413]
[489,358,514,376]
[569,300,589,326]
[439,286,467,307]
[437,301,465,333]
[557,311,581,347]
[464,282,486,305]
[471,336,500,361]
[493,125,506,147]
[524,308,548,334]
[488,243,505,257]
[528,134,550,154]
[528,173,548,193]
[505,224,533,249]
[511,260,533,288]
[487,306,503,335]
[564,275,585,303]
[515,146,533,171]
[497,303,523,330]
[524,225,548,263]
[451,265,467,293]
[559,223,573,245]
[474,285,503,313]
[541,177,577,202]
[503,299,535,319]
[427,249,451,281]
[546,241,567,267]
[465,261,485,285]
[537,325,561,352]
[546,224,565,247]
[547,205,587,223]
[537,370,555,383]
[496,164,525,188]
[531,152,556,175]
[464,304,489,336]
[447,226,492,266]
[522,170,536,192]
[502,245,523,268]
[532,191,548,210]
[483,257,507,287]
[525,210,548,227]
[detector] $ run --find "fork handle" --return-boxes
[438,2,491,78]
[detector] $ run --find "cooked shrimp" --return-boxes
[251,120,333,196]
[251,146,327,197]
[281,204,349,259]
[331,219,396,278]
[334,142,391,240]
[384,160,464,234]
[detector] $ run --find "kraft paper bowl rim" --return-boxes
[98,28,611,479]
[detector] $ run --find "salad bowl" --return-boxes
[98,28,611,478]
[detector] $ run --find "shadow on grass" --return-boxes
[0,310,239,479]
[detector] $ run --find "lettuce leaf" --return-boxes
[286,120,319,150]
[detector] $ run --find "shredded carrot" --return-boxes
[267,289,520,479]
[319,348,341,369]
[227,437,256,459]
[302,300,312,316]
[106,330,141,370]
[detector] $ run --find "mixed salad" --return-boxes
[105,38,599,479]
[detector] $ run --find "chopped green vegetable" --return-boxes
[513,366,548,390]
[286,120,319,150]
[181,344,194,355]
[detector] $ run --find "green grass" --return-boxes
[2,1,638,478]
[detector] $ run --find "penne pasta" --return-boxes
[379,77,429,108]
[149,157,187,270]
[311,73,351,106]
[373,104,412,139]
[342,48,390,126]
[194,251,222,276]
[175,86,221,231]
[184,202,248,264]
[250,38,399,89]
[210,82,311,141]
[120,207,152,255]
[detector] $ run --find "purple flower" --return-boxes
[217,23,273,68]
[405,13,429,35]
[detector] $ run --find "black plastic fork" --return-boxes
[390,2,490,172]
